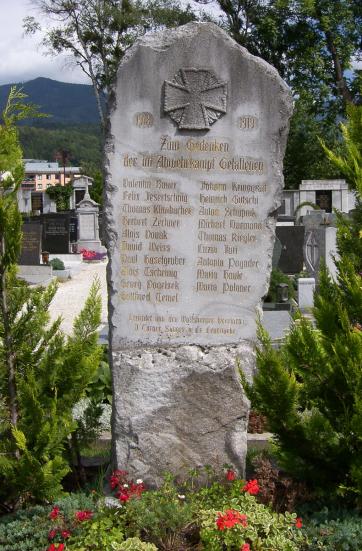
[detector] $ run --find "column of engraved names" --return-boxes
[119,174,192,305]
[196,179,267,297]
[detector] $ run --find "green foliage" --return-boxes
[67,505,125,550]
[0,493,95,551]
[264,269,295,302]
[115,538,158,550]
[46,183,73,211]
[241,105,362,503]
[0,90,103,508]
[19,124,102,167]
[302,513,362,551]
[49,258,65,270]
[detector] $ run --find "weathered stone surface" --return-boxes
[105,22,292,482]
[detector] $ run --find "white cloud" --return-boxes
[0,0,89,85]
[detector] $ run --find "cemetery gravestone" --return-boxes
[19,223,42,265]
[42,213,70,254]
[105,23,293,483]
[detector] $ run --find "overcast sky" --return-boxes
[0,0,89,85]
[0,0,219,86]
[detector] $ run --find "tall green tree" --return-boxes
[0,89,103,509]
[24,0,196,130]
[241,104,362,503]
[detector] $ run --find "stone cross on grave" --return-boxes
[164,68,227,130]
[306,231,319,272]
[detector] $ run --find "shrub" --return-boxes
[115,538,158,551]
[302,514,362,550]
[0,493,95,551]
[49,258,65,270]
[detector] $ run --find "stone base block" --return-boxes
[111,343,254,486]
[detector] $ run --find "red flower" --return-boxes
[47,544,65,551]
[110,469,128,490]
[61,530,71,539]
[75,510,93,521]
[226,469,236,481]
[118,491,130,502]
[242,479,260,495]
[240,544,250,551]
[49,506,60,520]
[48,529,57,540]
[295,517,303,529]
[216,510,248,531]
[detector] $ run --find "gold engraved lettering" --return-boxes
[200,194,227,204]
[197,269,218,279]
[197,244,218,254]
[122,190,139,201]
[120,254,138,264]
[196,282,218,292]
[144,255,185,266]
[232,182,267,193]
[120,279,142,290]
[228,258,259,269]
[122,216,148,227]
[120,291,151,301]
[225,206,256,218]
[198,231,226,242]
[199,206,221,216]
[152,217,180,228]
[145,229,168,239]
[123,177,177,190]
[223,270,244,280]
[144,267,178,278]
[148,242,171,252]
[219,157,264,173]
[155,292,179,303]
[200,181,226,191]
[147,280,179,291]
[186,138,229,153]
[223,282,251,293]
[134,112,154,128]
[224,244,238,255]
[122,228,140,239]
[156,155,215,172]
[197,257,223,267]
[121,241,142,251]
[146,191,187,203]
[160,135,180,150]
[198,219,225,229]
[153,204,192,216]
[121,266,139,276]
[123,154,138,167]
[232,195,259,205]
[229,220,264,230]
[232,233,257,244]
[239,115,258,130]
[122,204,150,214]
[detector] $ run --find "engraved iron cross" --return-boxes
[164,68,228,130]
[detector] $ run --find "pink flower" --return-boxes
[49,506,60,520]
[242,479,260,495]
[226,469,236,481]
[75,510,93,521]
[61,530,71,539]
[240,544,251,551]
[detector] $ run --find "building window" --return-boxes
[46,174,52,180]
[46,183,52,188]
[37,183,43,190]
[37,174,42,180]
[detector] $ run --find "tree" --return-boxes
[241,105,362,504]
[0,89,103,509]
[199,0,361,111]
[24,0,197,130]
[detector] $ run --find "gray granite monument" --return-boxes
[105,23,292,484]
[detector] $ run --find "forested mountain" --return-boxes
[0,77,101,125]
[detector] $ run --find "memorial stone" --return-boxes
[19,223,42,265]
[105,23,293,483]
[42,213,70,254]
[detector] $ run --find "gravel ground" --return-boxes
[48,260,108,336]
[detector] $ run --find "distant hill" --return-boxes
[0,77,101,125]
